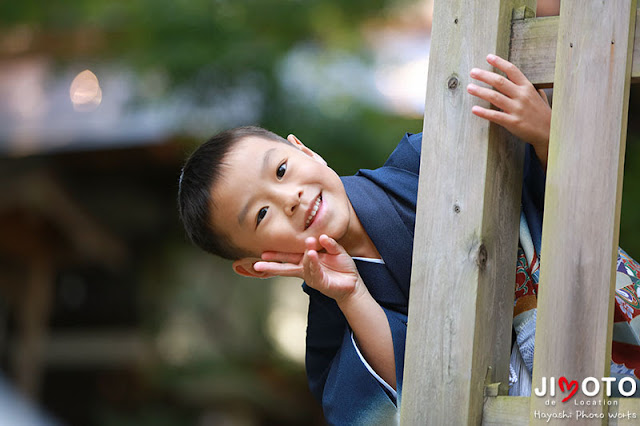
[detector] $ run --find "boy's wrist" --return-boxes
[335,278,370,310]
[533,142,548,171]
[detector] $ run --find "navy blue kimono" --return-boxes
[303,132,421,425]
[304,131,640,422]
[303,133,546,424]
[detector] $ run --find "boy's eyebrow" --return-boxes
[237,147,277,226]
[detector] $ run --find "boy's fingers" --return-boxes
[467,83,513,112]
[486,54,528,86]
[303,249,324,283]
[318,234,345,256]
[306,250,319,271]
[538,88,550,105]
[469,68,518,99]
[261,251,303,264]
[253,261,303,278]
[471,106,513,129]
[305,237,319,251]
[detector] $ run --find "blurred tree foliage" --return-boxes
[3,2,640,424]
[0,2,423,422]
[0,0,423,174]
[3,0,640,313]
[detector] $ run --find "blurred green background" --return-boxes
[0,1,637,425]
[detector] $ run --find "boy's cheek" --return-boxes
[255,236,304,256]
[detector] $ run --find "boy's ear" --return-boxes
[232,257,271,279]
[287,134,327,165]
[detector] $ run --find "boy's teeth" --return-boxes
[305,195,322,228]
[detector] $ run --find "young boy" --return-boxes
[178,55,640,423]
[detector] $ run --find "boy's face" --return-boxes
[211,135,355,261]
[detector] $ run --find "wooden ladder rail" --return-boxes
[401,0,640,424]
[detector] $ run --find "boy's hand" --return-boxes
[254,235,365,303]
[302,235,364,303]
[259,237,396,389]
[467,54,551,169]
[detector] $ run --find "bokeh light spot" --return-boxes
[69,69,102,112]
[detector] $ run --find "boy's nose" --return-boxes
[283,189,302,216]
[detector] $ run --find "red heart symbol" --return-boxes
[559,376,579,402]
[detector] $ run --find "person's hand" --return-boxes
[467,54,551,169]
[254,235,365,303]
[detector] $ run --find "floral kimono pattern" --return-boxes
[509,145,640,395]
[510,210,640,394]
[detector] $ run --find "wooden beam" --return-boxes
[610,398,640,426]
[400,0,535,424]
[484,396,640,425]
[509,16,558,87]
[530,1,636,424]
[483,396,530,425]
[510,9,640,87]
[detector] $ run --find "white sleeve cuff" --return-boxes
[350,332,398,400]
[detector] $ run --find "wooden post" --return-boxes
[530,0,637,424]
[13,254,54,399]
[509,9,640,88]
[400,1,535,424]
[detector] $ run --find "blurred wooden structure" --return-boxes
[0,171,126,398]
[402,0,640,424]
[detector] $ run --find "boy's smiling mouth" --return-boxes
[305,193,323,229]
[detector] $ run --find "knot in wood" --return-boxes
[476,244,488,270]
[453,204,461,214]
[447,75,459,90]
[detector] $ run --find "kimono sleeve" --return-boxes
[304,285,408,425]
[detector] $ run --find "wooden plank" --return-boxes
[609,398,640,426]
[483,396,529,426]
[530,1,636,425]
[483,397,640,425]
[399,0,534,424]
[509,16,558,87]
[510,10,640,87]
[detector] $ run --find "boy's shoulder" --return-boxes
[381,132,422,174]
[404,132,423,154]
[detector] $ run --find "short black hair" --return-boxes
[177,126,290,260]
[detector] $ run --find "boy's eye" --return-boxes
[276,162,287,179]
[257,207,268,226]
